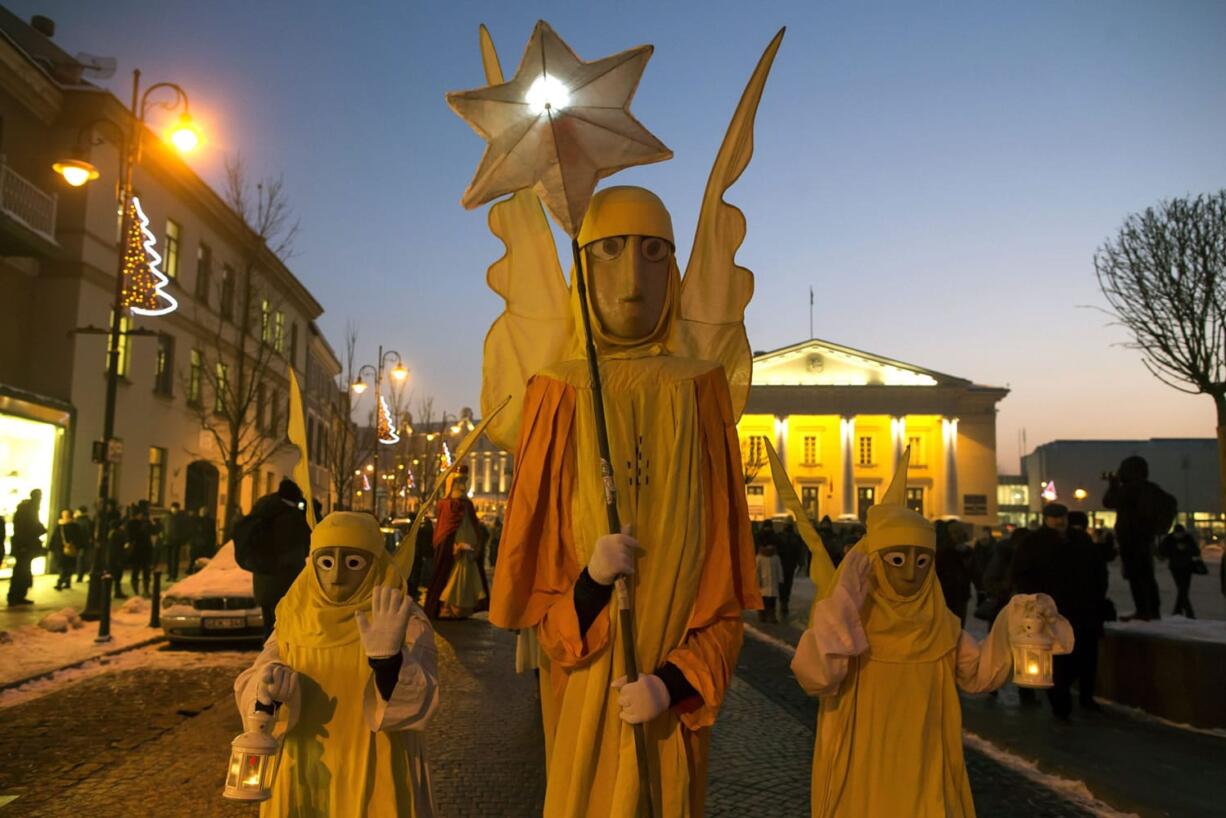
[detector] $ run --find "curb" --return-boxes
[0,633,167,693]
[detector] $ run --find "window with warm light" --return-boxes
[857,486,876,521]
[907,435,925,466]
[106,311,132,378]
[906,487,924,515]
[260,299,271,344]
[803,435,820,466]
[801,486,820,518]
[163,219,181,279]
[289,322,299,368]
[214,363,228,414]
[274,311,285,354]
[858,436,874,467]
[154,334,175,396]
[189,349,203,405]
[147,446,167,506]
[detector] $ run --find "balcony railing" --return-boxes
[0,155,57,245]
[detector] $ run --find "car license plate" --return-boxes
[203,617,246,630]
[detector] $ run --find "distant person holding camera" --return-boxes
[1102,455,1177,621]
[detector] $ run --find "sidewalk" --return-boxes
[756,572,1226,818]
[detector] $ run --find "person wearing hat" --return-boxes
[243,479,313,638]
[790,451,1073,816]
[422,467,487,619]
[234,511,438,816]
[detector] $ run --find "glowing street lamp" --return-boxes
[1073,488,1088,501]
[167,112,200,153]
[52,158,100,187]
[350,378,368,395]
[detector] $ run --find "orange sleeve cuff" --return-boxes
[664,616,744,730]
[537,584,612,668]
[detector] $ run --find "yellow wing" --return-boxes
[477,25,573,452]
[393,395,511,578]
[669,28,785,420]
[764,439,837,600]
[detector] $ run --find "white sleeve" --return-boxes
[790,584,869,698]
[365,604,440,733]
[954,621,1012,694]
[233,634,301,733]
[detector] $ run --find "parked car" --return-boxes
[160,541,264,642]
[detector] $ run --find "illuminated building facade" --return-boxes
[737,339,1008,528]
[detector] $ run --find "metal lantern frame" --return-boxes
[223,708,279,801]
[1011,603,1055,689]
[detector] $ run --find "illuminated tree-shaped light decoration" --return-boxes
[377,395,400,445]
[121,196,179,317]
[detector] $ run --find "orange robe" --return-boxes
[492,355,760,818]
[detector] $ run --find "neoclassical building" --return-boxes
[737,339,1008,528]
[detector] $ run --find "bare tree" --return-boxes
[741,435,768,486]
[325,321,372,510]
[187,155,300,532]
[1095,190,1226,510]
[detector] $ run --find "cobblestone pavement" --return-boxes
[0,615,1098,817]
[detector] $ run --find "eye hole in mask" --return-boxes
[344,553,369,572]
[589,236,626,262]
[315,553,336,571]
[639,237,670,262]
[883,552,906,567]
[916,553,932,569]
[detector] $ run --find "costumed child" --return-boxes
[756,539,783,623]
[791,451,1073,818]
[234,511,439,817]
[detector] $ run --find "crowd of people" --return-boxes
[2,489,219,607]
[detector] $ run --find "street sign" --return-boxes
[106,438,123,463]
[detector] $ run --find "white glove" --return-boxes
[836,550,871,609]
[355,586,412,659]
[588,526,642,586]
[1032,593,1059,622]
[611,674,669,724]
[256,662,299,706]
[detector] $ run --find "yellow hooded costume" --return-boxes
[234,512,439,817]
[491,186,760,818]
[791,453,1073,817]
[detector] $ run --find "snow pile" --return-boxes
[120,595,150,615]
[163,542,253,599]
[1106,616,1226,645]
[0,604,161,688]
[37,607,84,633]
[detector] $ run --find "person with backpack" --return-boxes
[1103,455,1177,621]
[235,479,311,637]
[1158,524,1204,618]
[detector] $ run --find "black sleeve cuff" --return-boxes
[253,699,278,715]
[368,651,404,702]
[656,661,699,707]
[573,567,614,636]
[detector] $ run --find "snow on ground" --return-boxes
[1105,616,1226,644]
[0,605,162,688]
[962,732,1139,818]
[0,641,251,710]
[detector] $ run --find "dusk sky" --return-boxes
[15,0,1226,470]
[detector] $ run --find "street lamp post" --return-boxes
[351,345,408,520]
[54,70,199,622]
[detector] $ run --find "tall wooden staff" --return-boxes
[447,20,673,816]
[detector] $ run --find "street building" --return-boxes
[737,338,1008,527]
[1011,438,1224,539]
[0,10,343,564]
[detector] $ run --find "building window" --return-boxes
[106,311,132,378]
[801,486,820,519]
[746,485,764,496]
[154,334,175,396]
[746,435,768,464]
[858,436,874,466]
[214,362,228,413]
[290,322,299,368]
[857,486,875,522]
[802,435,820,466]
[274,311,285,353]
[908,435,925,466]
[963,494,989,517]
[195,243,212,304]
[163,219,181,279]
[189,349,203,405]
[261,299,272,344]
[147,446,167,506]
[220,265,235,320]
[906,487,924,515]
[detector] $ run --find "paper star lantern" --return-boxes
[447,20,672,237]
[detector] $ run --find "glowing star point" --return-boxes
[525,74,570,114]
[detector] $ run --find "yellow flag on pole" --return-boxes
[287,368,317,530]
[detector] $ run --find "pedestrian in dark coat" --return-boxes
[246,479,311,637]
[777,521,805,618]
[1103,456,1174,621]
[935,520,974,625]
[126,503,154,597]
[971,527,996,606]
[188,507,217,571]
[50,509,82,590]
[106,518,129,599]
[7,489,45,606]
[1158,524,1201,618]
[164,502,191,580]
[73,507,94,582]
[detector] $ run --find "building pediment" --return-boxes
[751,339,970,388]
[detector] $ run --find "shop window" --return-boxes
[147,447,167,506]
[195,243,212,304]
[163,219,181,279]
[746,484,764,496]
[907,435,925,466]
[220,265,235,320]
[906,487,924,515]
[105,312,132,378]
[154,334,175,396]
[858,436,874,466]
[857,486,875,522]
[188,349,203,406]
[803,435,820,466]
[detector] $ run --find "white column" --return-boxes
[774,415,788,514]
[891,416,906,466]
[840,415,856,518]
[483,453,493,494]
[498,453,508,494]
[942,417,959,517]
